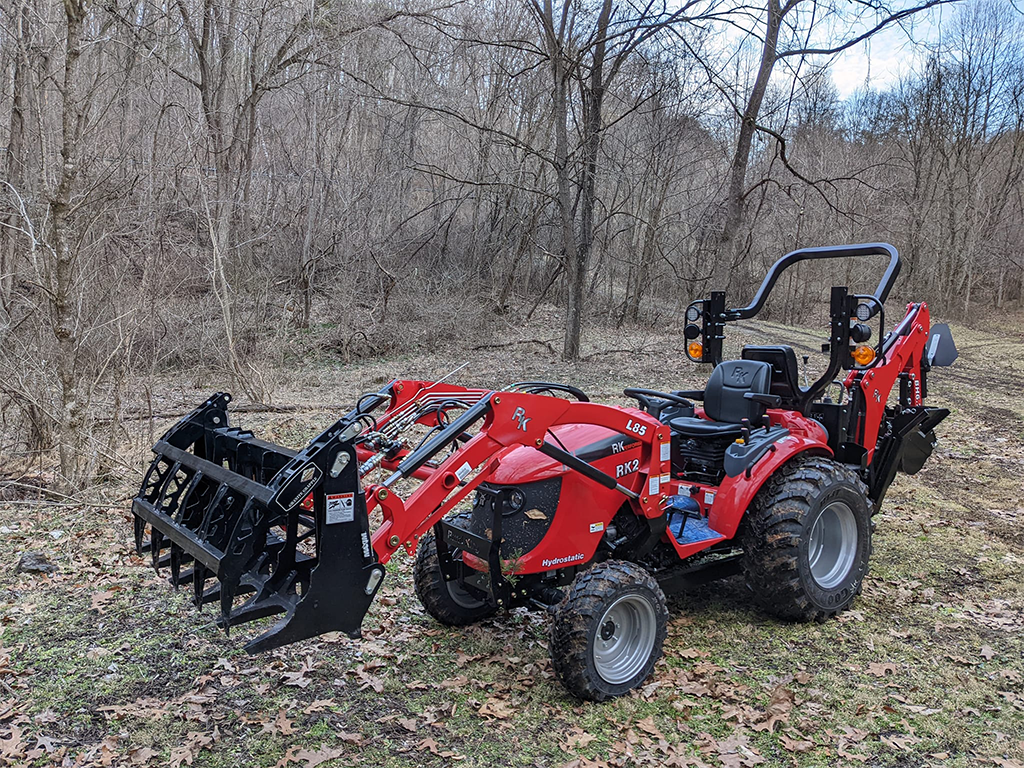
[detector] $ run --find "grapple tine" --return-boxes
[192,564,207,609]
[219,578,235,626]
[133,515,145,555]
[169,544,182,588]
[150,529,164,571]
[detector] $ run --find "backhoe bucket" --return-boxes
[132,393,385,653]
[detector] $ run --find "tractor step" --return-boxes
[668,514,724,545]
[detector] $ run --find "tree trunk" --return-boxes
[562,0,611,361]
[715,0,782,290]
[51,0,89,489]
[0,0,33,318]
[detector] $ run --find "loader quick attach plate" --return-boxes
[132,393,386,653]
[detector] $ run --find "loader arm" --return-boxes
[364,395,670,563]
[132,387,669,653]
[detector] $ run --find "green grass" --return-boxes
[2,317,1023,767]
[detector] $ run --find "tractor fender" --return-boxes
[708,433,832,539]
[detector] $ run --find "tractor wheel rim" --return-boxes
[807,500,858,589]
[593,594,657,685]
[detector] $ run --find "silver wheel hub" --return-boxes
[593,594,657,685]
[807,500,858,589]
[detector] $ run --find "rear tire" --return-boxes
[549,560,668,702]
[742,455,871,621]
[414,529,496,626]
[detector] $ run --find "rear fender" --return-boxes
[708,434,832,539]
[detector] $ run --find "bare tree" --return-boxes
[688,0,965,288]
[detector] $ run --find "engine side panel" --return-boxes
[475,423,647,574]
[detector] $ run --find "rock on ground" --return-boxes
[16,551,58,575]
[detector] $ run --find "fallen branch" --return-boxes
[471,338,558,355]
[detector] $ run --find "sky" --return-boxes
[827,5,950,98]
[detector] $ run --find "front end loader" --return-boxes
[133,242,958,700]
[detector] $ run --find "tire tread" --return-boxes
[549,560,668,702]
[742,456,871,622]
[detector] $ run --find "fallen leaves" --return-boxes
[128,746,160,765]
[90,590,117,613]
[707,732,765,767]
[416,737,464,760]
[167,731,216,768]
[778,732,814,753]
[477,696,516,720]
[335,730,367,747]
[281,657,319,688]
[262,710,297,737]
[276,745,346,768]
[351,661,386,693]
[866,662,898,677]
[560,726,598,753]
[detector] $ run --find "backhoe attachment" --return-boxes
[132,393,385,653]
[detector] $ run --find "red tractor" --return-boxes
[133,243,957,700]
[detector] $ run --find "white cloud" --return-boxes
[829,9,947,98]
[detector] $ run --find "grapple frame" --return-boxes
[133,394,385,652]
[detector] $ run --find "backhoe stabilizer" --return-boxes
[132,392,385,653]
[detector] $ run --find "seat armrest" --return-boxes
[743,392,782,407]
[675,390,705,401]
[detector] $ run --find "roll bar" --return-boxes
[723,243,901,321]
[684,243,904,413]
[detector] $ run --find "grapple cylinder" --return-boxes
[132,393,385,653]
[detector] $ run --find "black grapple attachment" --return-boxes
[132,393,385,652]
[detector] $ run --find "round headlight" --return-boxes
[855,303,872,321]
[684,323,701,340]
[685,305,701,323]
[509,489,526,511]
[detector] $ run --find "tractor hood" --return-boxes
[489,422,641,485]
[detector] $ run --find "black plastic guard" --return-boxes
[132,392,384,653]
[868,406,949,512]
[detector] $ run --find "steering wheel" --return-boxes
[622,388,694,413]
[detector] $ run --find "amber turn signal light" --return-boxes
[688,341,703,360]
[852,344,876,365]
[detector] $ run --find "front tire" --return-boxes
[413,529,497,626]
[549,560,668,702]
[742,455,872,621]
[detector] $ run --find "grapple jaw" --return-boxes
[132,392,385,653]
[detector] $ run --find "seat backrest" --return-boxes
[704,360,772,424]
[742,345,801,406]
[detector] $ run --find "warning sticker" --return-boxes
[455,462,474,482]
[648,475,660,495]
[589,522,605,534]
[326,492,355,524]
[704,490,716,506]
[660,442,671,461]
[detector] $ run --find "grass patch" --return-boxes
[2,317,1023,766]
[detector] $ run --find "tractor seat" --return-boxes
[742,345,801,406]
[669,360,773,439]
